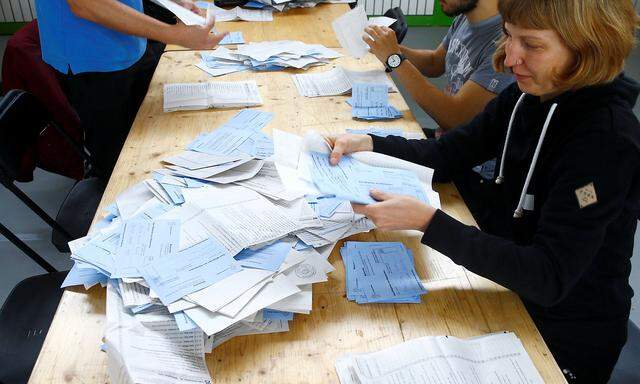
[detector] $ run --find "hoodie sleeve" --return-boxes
[422,129,639,307]
[370,88,512,182]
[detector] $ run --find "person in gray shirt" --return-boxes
[364,0,514,133]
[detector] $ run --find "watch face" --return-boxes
[388,54,402,68]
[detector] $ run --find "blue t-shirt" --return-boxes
[36,0,147,74]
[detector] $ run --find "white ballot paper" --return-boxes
[163,81,262,112]
[208,5,273,22]
[332,5,370,59]
[291,66,397,98]
[335,332,544,384]
[105,283,212,384]
[151,0,205,25]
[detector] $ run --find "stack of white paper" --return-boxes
[291,66,397,97]
[163,81,262,112]
[197,41,341,77]
[335,332,545,384]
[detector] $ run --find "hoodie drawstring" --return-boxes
[494,93,559,219]
[496,93,527,185]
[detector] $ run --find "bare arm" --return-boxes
[393,61,497,130]
[66,0,227,49]
[399,43,446,78]
[365,25,495,130]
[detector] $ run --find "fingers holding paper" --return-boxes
[352,189,436,232]
[176,0,205,16]
[171,18,229,50]
[363,25,401,64]
[325,134,373,165]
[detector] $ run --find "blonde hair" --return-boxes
[493,0,639,90]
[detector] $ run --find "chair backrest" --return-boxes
[0,89,52,182]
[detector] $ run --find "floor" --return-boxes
[0,28,638,331]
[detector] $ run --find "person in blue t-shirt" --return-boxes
[35,0,228,178]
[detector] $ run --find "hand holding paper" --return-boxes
[351,189,436,232]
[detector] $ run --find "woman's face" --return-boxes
[503,22,575,99]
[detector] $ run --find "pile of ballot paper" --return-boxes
[348,83,402,120]
[197,41,342,77]
[340,242,427,304]
[62,109,434,383]
[292,66,397,97]
[335,332,545,384]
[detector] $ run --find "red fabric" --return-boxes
[2,20,83,182]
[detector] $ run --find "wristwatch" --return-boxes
[385,53,406,73]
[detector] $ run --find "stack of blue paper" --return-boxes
[309,151,429,205]
[340,242,427,304]
[348,83,402,121]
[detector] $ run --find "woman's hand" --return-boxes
[326,134,373,165]
[363,25,401,65]
[352,190,436,232]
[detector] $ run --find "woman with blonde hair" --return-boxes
[329,1,640,382]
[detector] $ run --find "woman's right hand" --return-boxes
[326,134,374,165]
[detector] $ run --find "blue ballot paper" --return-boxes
[351,83,389,107]
[309,152,429,205]
[349,83,403,121]
[174,311,199,332]
[346,128,404,137]
[141,238,242,305]
[244,1,267,8]
[340,241,427,304]
[188,110,274,157]
[263,309,294,320]
[61,264,109,288]
[112,220,181,278]
[219,31,245,45]
[234,240,291,271]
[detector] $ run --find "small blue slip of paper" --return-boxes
[263,309,294,320]
[340,241,427,304]
[309,151,429,205]
[141,238,242,305]
[219,32,245,45]
[234,240,291,271]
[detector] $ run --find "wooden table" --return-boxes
[28,50,566,383]
[164,3,348,50]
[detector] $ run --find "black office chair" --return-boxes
[609,320,640,383]
[0,89,105,253]
[0,220,68,384]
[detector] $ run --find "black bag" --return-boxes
[383,7,408,44]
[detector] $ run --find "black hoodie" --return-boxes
[370,75,640,379]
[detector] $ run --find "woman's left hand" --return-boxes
[352,190,436,232]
